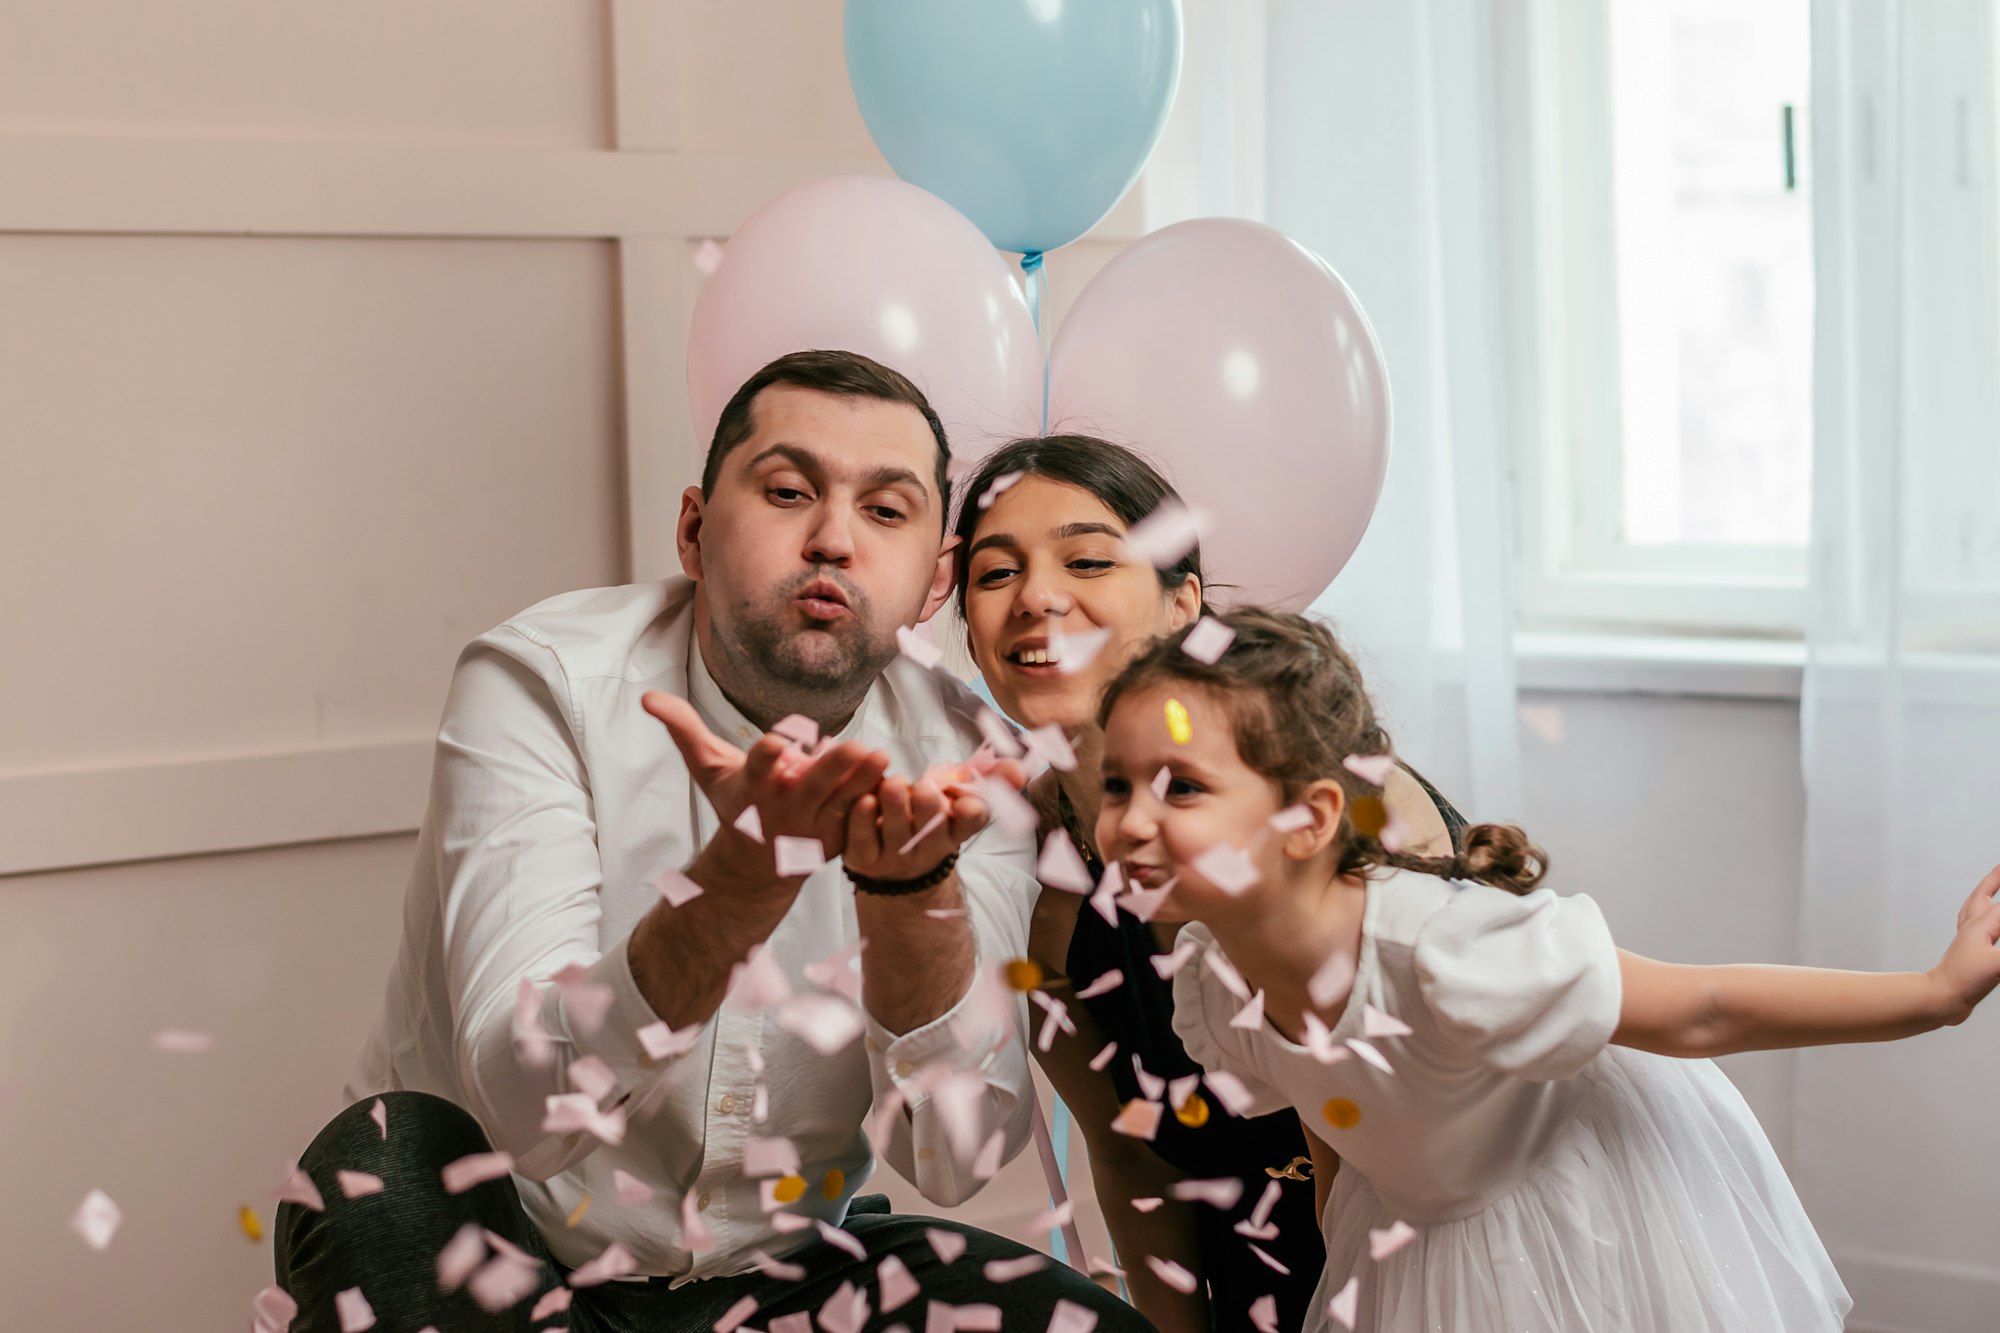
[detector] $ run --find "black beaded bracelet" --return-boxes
[844,851,959,897]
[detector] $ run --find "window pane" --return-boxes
[1608,0,1813,546]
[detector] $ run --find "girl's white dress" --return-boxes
[1171,872,1852,1333]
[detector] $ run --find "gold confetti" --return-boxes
[772,1174,807,1205]
[1350,795,1388,838]
[1002,957,1044,992]
[1164,698,1193,745]
[237,1205,263,1242]
[565,1194,592,1228]
[1323,1097,1362,1130]
[1172,1093,1210,1128]
[1266,1155,1313,1181]
[822,1168,846,1201]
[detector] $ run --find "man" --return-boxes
[273,351,1152,1332]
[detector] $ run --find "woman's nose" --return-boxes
[1015,570,1072,618]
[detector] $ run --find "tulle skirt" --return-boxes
[1311,1049,1851,1332]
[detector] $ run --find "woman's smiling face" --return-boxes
[961,474,1199,732]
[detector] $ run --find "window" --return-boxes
[1497,0,1813,635]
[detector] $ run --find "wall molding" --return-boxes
[1835,1249,2000,1333]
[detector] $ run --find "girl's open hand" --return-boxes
[1931,864,2000,1024]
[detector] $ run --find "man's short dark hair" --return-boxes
[703,350,953,529]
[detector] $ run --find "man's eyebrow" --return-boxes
[741,442,934,509]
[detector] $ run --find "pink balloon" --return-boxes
[688,176,1043,468]
[1049,219,1391,610]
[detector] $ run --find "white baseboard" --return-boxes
[1836,1251,2000,1333]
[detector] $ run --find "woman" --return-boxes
[952,435,1467,1332]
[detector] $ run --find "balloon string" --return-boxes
[1020,250,1050,433]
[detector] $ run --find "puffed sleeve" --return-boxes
[1412,885,1622,1082]
[1170,933,1291,1119]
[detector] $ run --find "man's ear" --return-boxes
[919,532,960,623]
[676,486,706,582]
[1283,778,1349,861]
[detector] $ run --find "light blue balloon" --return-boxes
[845,0,1183,257]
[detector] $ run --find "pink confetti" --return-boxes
[1031,992,1074,1052]
[1249,1293,1280,1333]
[637,1019,702,1061]
[1519,702,1566,744]
[543,1093,626,1145]
[984,1253,1049,1282]
[1203,1070,1260,1117]
[775,993,865,1055]
[467,1252,538,1312]
[70,1189,121,1250]
[771,1314,814,1333]
[692,238,725,276]
[1131,1057,1166,1101]
[569,1240,638,1287]
[1115,879,1175,922]
[612,1169,654,1206]
[150,1029,213,1054]
[441,1151,514,1195]
[530,1288,573,1321]
[552,964,616,1036]
[1049,620,1112,675]
[1088,1041,1118,1072]
[1328,1275,1360,1328]
[1248,1243,1291,1274]
[743,1136,800,1178]
[1171,1178,1244,1209]
[1167,1073,1201,1110]
[1110,1099,1163,1141]
[1088,863,1121,925]
[1268,805,1313,834]
[897,624,944,670]
[1369,1219,1418,1260]
[275,1161,325,1212]
[926,1227,968,1265]
[1023,724,1076,771]
[878,1254,921,1312]
[977,776,1039,837]
[934,1304,1002,1332]
[815,1220,870,1261]
[567,1055,618,1104]
[1342,753,1396,786]
[1046,1299,1099,1333]
[1123,501,1207,569]
[369,1098,388,1140]
[1026,1200,1074,1233]
[1075,970,1123,1000]
[1145,1255,1199,1294]
[1346,1038,1395,1075]
[1303,1012,1349,1065]
[773,835,826,877]
[1235,1181,1283,1239]
[749,1249,806,1282]
[1204,950,1252,1001]
[977,470,1024,509]
[1149,939,1198,979]
[655,866,707,907]
[819,1280,871,1333]
[976,707,1025,759]
[728,944,793,1010]
[714,1295,760,1333]
[1150,767,1172,800]
[1131,1197,1163,1213]
[973,1130,1006,1180]
[771,714,820,749]
[1229,990,1267,1031]
[335,1288,376,1333]
[898,806,950,856]
[1179,617,1236,664]
[1192,843,1259,895]
[337,1170,385,1199]
[1307,950,1357,1009]
[1363,1004,1413,1039]
[436,1223,485,1290]
[250,1285,299,1333]
[1036,830,1094,893]
[513,978,554,1069]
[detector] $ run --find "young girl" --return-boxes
[1093,607,2000,1332]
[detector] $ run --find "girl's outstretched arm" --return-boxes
[1614,865,2000,1058]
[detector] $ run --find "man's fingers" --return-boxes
[845,793,882,865]
[794,741,876,807]
[824,749,894,816]
[642,691,743,781]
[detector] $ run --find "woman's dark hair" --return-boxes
[1098,606,1548,895]
[951,434,1207,616]
[704,349,952,529]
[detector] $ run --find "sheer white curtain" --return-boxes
[1797,0,2000,1323]
[1154,0,1525,819]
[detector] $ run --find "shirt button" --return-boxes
[917,1147,936,1161]
[895,1060,914,1078]
[717,1093,738,1115]
[697,1191,712,1211]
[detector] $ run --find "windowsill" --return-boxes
[1514,630,1805,701]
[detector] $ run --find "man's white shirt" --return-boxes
[348,577,1036,1278]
